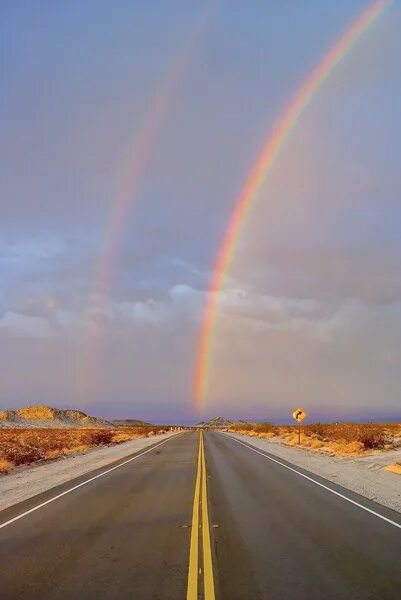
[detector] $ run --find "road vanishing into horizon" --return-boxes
[0,431,400,599]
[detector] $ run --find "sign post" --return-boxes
[292,408,307,444]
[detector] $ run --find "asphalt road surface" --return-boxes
[0,431,400,599]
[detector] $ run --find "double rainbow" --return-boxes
[194,0,390,410]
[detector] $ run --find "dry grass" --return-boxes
[385,463,401,475]
[0,458,14,474]
[229,422,401,456]
[0,425,168,474]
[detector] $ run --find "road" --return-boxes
[0,431,400,599]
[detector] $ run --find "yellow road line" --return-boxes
[187,431,216,599]
[187,432,202,600]
[201,430,216,600]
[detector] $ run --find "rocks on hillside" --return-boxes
[112,419,152,427]
[0,405,112,429]
[197,417,234,427]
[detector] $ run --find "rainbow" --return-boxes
[194,0,390,410]
[94,4,213,302]
[81,2,216,400]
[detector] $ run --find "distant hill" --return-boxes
[112,419,152,427]
[0,405,112,429]
[197,417,234,427]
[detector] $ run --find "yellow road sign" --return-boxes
[292,408,307,422]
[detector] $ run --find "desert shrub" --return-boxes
[305,423,328,438]
[358,428,385,449]
[230,422,254,432]
[89,430,113,445]
[253,422,275,433]
[327,440,364,454]
[252,422,280,436]
[227,421,398,454]
[4,442,45,466]
[0,425,164,474]
[0,458,14,473]
[300,423,393,447]
[111,431,140,443]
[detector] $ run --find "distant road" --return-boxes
[0,431,400,599]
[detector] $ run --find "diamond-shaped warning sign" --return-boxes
[292,408,307,422]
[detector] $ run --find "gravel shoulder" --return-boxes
[0,431,179,512]
[226,432,401,513]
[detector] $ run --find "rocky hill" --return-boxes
[112,419,152,427]
[197,417,234,427]
[0,405,112,429]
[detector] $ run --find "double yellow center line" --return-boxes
[187,430,216,600]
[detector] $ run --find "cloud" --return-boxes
[205,294,401,419]
[0,311,53,339]
[116,298,169,326]
[106,283,204,328]
[233,225,401,310]
[1,2,400,420]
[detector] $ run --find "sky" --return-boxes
[1,1,401,423]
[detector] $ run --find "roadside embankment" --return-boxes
[225,432,401,513]
[0,431,179,512]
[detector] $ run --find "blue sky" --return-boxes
[1,1,401,423]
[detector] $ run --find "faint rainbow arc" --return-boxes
[81,2,216,400]
[194,0,390,410]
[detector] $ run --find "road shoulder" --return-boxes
[0,432,179,512]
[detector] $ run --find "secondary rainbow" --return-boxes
[194,0,390,410]
[81,2,216,400]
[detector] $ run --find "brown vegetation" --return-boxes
[0,425,168,474]
[385,463,401,475]
[229,422,401,456]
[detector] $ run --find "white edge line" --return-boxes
[0,434,182,531]
[221,433,401,531]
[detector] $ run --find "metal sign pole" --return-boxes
[298,422,301,445]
